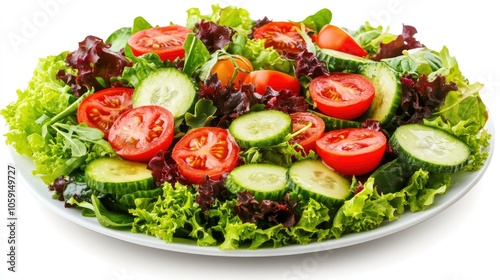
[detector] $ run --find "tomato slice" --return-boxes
[172,127,240,184]
[316,24,368,57]
[243,70,301,95]
[108,105,175,162]
[210,54,253,89]
[309,72,375,120]
[128,25,192,62]
[253,21,313,55]
[77,87,134,138]
[289,112,325,153]
[315,128,387,176]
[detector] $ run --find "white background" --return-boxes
[1,0,499,279]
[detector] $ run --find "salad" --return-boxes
[1,4,491,250]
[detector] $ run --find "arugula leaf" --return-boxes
[183,33,211,76]
[299,8,332,33]
[67,195,134,227]
[105,27,132,52]
[131,16,153,34]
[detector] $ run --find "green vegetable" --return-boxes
[183,33,211,77]
[317,47,372,72]
[357,61,402,125]
[332,177,404,238]
[132,67,197,119]
[105,27,132,52]
[241,39,294,75]
[352,22,397,56]
[1,52,73,156]
[67,195,134,228]
[229,110,292,148]
[85,157,155,195]
[390,123,471,173]
[287,160,352,207]
[225,163,289,201]
[299,8,332,33]
[186,4,253,35]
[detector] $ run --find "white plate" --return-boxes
[14,120,494,257]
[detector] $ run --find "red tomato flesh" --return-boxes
[128,25,192,62]
[309,72,375,120]
[317,24,368,57]
[289,112,325,153]
[315,128,386,176]
[243,70,301,96]
[172,127,240,184]
[77,87,134,138]
[108,105,175,162]
[253,21,314,54]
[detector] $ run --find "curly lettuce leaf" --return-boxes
[401,170,451,212]
[1,52,73,156]
[289,198,332,244]
[186,4,253,36]
[331,178,403,238]
[352,22,397,56]
[241,38,295,75]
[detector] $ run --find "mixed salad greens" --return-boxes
[2,4,491,250]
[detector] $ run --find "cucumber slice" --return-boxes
[358,62,401,125]
[117,188,164,207]
[287,160,352,207]
[85,157,155,195]
[225,163,288,201]
[389,123,471,173]
[317,48,371,72]
[132,67,196,119]
[228,110,292,148]
[309,110,361,131]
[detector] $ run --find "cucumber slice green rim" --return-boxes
[132,67,196,119]
[390,123,471,173]
[225,163,288,201]
[287,160,352,207]
[228,110,292,148]
[358,62,401,125]
[85,157,155,195]
[317,48,371,72]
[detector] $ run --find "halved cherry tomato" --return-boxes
[289,112,325,153]
[315,128,386,176]
[253,21,314,54]
[316,24,368,57]
[128,25,192,62]
[309,72,375,120]
[77,87,134,138]
[243,70,301,95]
[108,105,175,162]
[172,127,240,184]
[210,55,253,89]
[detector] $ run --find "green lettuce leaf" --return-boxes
[186,4,253,35]
[1,52,73,156]
[241,39,295,75]
[289,198,332,244]
[402,170,451,212]
[352,22,397,56]
[382,48,443,75]
[331,178,402,238]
